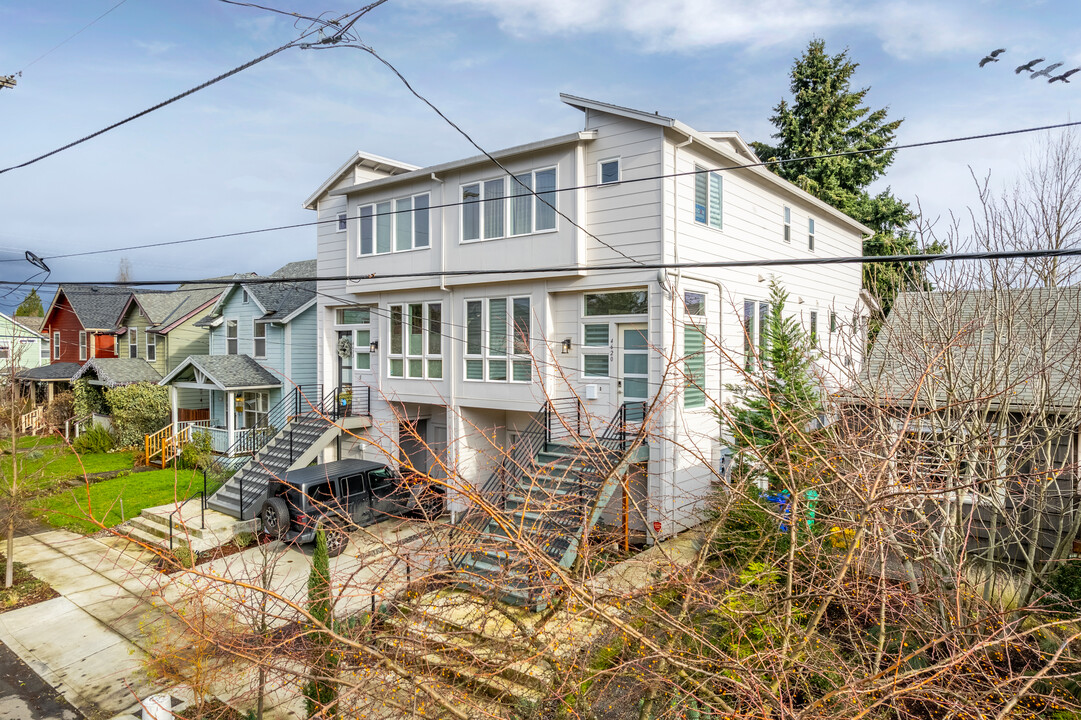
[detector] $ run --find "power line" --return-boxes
[7,115,1081,265]
[5,245,1081,288]
[0,2,393,177]
[16,0,132,74]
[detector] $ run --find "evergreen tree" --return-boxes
[753,39,943,320]
[304,526,338,718]
[726,280,821,490]
[15,289,43,317]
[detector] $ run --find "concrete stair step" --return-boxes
[398,650,544,703]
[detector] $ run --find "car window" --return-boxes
[308,481,335,507]
[341,474,366,498]
[368,467,396,498]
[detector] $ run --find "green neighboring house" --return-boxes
[73,286,223,418]
[1,312,47,373]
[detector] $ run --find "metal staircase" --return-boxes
[206,384,371,520]
[450,399,648,609]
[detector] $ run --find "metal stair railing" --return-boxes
[544,397,582,447]
[448,404,549,569]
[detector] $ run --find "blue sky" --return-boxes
[1,0,1079,313]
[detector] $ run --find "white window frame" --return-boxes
[387,302,442,380]
[146,333,157,362]
[40,337,50,361]
[0,343,8,361]
[809,310,818,346]
[337,212,347,232]
[742,299,770,370]
[358,192,431,256]
[808,217,815,251]
[226,319,238,355]
[78,331,87,361]
[53,331,60,360]
[581,322,611,379]
[460,167,558,243]
[242,289,249,304]
[693,165,723,230]
[253,321,267,359]
[464,296,532,383]
[783,205,792,243]
[128,328,138,359]
[598,157,621,185]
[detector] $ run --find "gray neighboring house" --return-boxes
[856,286,1081,563]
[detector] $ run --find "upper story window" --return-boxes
[809,310,818,346]
[40,337,49,361]
[684,326,706,409]
[254,321,267,358]
[79,331,87,361]
[461,168,556,242]
[599,158,620,185]
[388,302,442,379]
[808,217,815,251]
[337,213,347,232]
[242,289,249,304]
[584,290,648,316]
[783,206,792,243]
[147,333,157,362]
[128,328,138,359]
[694,166,722,229]
[53,331,60,360]
[465,297,532,383]
[226,320,238,355]
[359,193,430,255]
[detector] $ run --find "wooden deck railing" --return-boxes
[19,407,44,434]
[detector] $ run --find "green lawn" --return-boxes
[30,467,222,535]
[7,447,135,493]
[2,434,64,453]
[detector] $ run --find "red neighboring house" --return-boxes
[42,286,133,364]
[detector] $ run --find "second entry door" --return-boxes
[617,324,649,403]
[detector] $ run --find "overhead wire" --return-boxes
[6,115,1081,264]
[5,245,1081,288]
[15,0,132,74]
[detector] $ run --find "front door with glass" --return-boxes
[618,324,649,402]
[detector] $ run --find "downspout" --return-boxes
[662,130,693,538]
[431,170,458,521]
[433,173,447,293]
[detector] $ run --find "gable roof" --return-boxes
[16,362,81,381]
[11,315,44,335]
[859,286,1081,413]
[304,151,419,210]
[72,358,163,387]
[44,286,133,332]
[159,354,282,391]
[124,285,223,333]
[205,260,317,323]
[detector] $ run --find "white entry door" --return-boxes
[617,324,649,403]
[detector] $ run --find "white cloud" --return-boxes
[441,0,994,57]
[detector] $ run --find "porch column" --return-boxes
[170,385,179,435]
[46,382,54,404]
[226,390,235,455]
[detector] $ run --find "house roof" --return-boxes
[126,286,223,333]
[203,260,317,323]
[303,151,420,210]
[12,315,44,335]
[72,358,163,387]
[857,286,1081,413]
[45,286,133,331]
[159,354,282,391]
[16,362,81,381]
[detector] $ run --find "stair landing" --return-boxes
[119,502,256,553]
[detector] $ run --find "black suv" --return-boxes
[259,459,439,556]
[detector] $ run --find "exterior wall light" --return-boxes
[561,338,573,354]
[369,340,379,353]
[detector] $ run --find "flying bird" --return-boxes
[979,48,1007,67]
[1049,68,1081,83]
[1015,58,1045,74]
[1032,62,1064,79]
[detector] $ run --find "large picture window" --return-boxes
[388,302,442,379]
[359,193,430,256]
[465,297,532,382]
[461,168,557,242]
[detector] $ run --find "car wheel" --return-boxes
[325,528,349,558]
[260,497,290,540]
